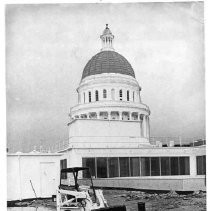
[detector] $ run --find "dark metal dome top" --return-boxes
[82,51,135,80]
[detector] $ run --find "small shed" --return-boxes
[7,152,62,201]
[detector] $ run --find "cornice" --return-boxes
[78,73,140,91]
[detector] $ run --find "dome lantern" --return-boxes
[100,24,114,51]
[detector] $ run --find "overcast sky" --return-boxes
[6,2,205,152]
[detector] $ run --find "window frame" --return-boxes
[95,90,99,101]
[130,157,140,176]
[119,157,130,177]
[108,157,119,178]
[88,91,91,102]
[103,89,107,99]
[96,157,108,178]
[196,155,206,175]
[127,90,130,101]
[82,157,96,178]
[119,89,123,101]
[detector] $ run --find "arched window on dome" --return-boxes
[95,90,99,101]
[111,89,115,100]
[89,91,91,103]
[103,89,107,99]
[127,90,130,101]
[119,89,123,101]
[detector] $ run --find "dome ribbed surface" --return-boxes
[82,51,135,79]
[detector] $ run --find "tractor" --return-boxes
[57,167,117,211]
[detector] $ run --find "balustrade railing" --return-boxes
[48,136,205,152]
[150,136,206,147]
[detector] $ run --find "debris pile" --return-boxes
[8,199,56,208]
[7,190,206,211]
[104,190,206,211]
[116,190,206,201]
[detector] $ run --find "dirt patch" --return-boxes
[8,190,206,211]
[103,190,206,211]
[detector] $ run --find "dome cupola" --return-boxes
[100,24,114,51]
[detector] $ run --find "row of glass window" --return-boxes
[82,156,190,178]
[82,89,136,103]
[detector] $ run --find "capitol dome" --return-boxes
[82,51,135,80]
[70,24,151,146]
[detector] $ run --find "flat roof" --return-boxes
[7,152,63,156]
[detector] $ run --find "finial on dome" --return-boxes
[100,24,114,51]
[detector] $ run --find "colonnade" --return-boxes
[73,111,150,138]
[79,88,141,104]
